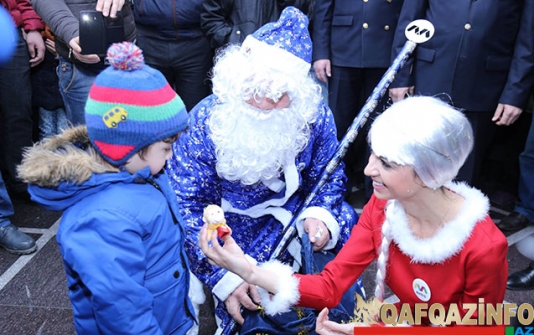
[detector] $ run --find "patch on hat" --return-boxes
[102,106,128,128]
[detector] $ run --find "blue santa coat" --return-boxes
[166,94,357,324]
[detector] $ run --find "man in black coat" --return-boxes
[312,0,405,199]
[389,0,534,189]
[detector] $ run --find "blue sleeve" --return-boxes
[311,0,333,61]
[500,0,534,108]
[302,103,354,249]
[166,101,228,290]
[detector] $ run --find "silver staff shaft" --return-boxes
[269,39,416,263]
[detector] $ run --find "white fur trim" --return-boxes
[257,260,300,315]
[387,181,489,264]
[221,158,299,228]
[188,272,206,306]
[241,36,310,78]
[296,206,340,250]
[212,255,258,301]
[187,272,204,334]
[262,176,286,192]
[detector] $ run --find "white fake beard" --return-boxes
[208,100,313,186]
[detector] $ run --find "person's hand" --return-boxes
[69,37,101,64]
[96,0,125,17]
[316,308,356,335]
[304,218,329,251]
[44,39,57,55]
[313,59,331,84]
[25,30,46,67]
[492,103,523,126]
[224,282,261,325]
[199,223,252,276]
[388,87,413,103]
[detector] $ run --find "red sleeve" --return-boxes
[459,217,508,323]
[16,0,44,31]
[295,196,385,309]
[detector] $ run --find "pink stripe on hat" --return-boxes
[89,84,177,106]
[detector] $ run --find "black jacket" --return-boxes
[201,0,311,49]
[390,0,534,111]
[133,0,204,40]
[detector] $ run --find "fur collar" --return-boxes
[18,126,118,188]
[387,182,489,264]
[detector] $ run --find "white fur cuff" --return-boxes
[296,206,340,250]
[257,260,300,315]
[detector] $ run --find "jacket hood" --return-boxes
[17,126,145,212]
[18,126,119,188]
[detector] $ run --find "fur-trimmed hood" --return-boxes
[17,126,149,212]
[18,126,118,188]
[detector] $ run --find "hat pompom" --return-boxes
[106,42,144,71]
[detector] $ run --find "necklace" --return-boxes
[405,190,455,238]
[440,190,457,225]
[440,194,453,224]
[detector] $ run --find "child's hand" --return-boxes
[45,39,57,55]
[199,223,251,278]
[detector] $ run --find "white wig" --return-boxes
[210,44,321,108]
[368,96,474,189]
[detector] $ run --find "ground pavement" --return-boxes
[1,189,533,334]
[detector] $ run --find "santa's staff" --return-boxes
[270,19,435,263]
[221,19,435,335]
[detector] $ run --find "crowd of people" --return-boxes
[1,0,534,334]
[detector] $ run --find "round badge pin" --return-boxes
[405,19,435,44]
[412,278,431,302]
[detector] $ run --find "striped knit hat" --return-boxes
[85,42,188,166]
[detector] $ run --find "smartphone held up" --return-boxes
[79,10,125,56]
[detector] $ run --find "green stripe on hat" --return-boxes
[86,95,185,121]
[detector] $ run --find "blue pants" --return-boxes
[0,29,33,193]
[0,172,14,228]
[135,35,213,111]
[515,110,534,222]
[39,107,68,139]
[56,56,102,126]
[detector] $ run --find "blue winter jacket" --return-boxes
[20,127,196,335]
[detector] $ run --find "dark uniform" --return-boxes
[312,0,405,196]
[390,0,534,188]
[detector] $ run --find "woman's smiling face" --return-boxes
[364,152,422,200]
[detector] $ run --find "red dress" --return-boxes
[296,182,508,324]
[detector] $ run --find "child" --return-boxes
[199,96,509,332]
[31,25,68,140]
[18,42,196,334]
